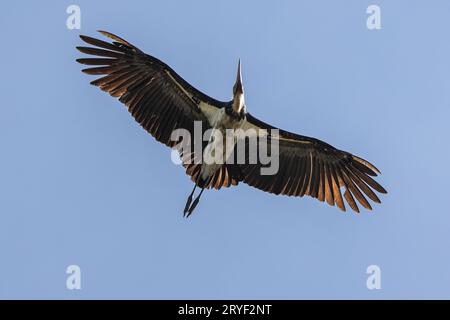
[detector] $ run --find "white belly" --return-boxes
[199,109,244,181]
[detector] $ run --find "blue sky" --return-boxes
[1,1,450,299]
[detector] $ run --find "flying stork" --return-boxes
[76,31,387,217]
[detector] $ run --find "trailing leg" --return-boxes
[183,184,197,216]
[186,187,205,218]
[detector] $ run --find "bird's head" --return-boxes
[232,59,246,115]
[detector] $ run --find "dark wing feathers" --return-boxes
[77,31,225,147]
[77,31,386,211]
[238,113,387,213]
[77,31,236,189]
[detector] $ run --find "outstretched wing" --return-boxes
[76,31,225,147]
[77,31,238,189]
[237,113,387,213]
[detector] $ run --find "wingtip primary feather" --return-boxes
[79,34,89,42]
[352,155,381,175]
[97,30,134,48]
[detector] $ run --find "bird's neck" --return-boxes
[232,93,246,114]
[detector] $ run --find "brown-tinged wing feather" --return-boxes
[76,31,234,188]
[236,113,387,213]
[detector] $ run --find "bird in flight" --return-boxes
[77,31,387,217]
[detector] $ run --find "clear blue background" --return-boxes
[1,1,449,299]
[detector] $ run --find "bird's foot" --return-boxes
[184,187,205,218]
[183,185,196,217]
[183,194,193,216]
[186,197,200,218]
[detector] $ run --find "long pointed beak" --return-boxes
[235,59,243,94]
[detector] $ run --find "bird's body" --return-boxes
[77,31,387,217]
[199,108,239,184]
